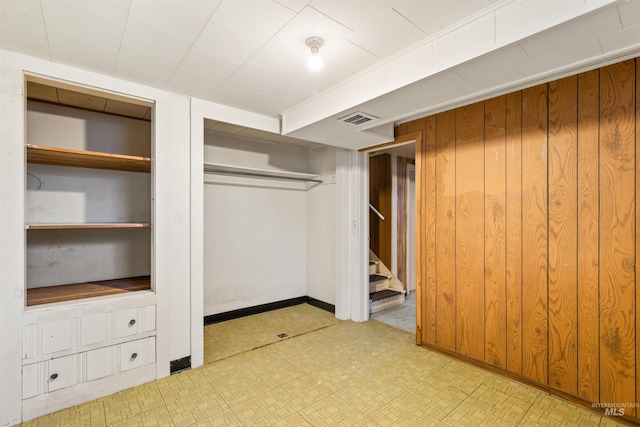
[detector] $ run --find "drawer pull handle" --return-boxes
[131,353,138,360]
[50,373,58,381]
[129,319,136,326]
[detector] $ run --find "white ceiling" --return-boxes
[2,0,640,149]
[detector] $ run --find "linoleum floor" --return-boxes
[21,304,620,426]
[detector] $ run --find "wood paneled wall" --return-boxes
[398,58,639,418]
[369,153,392,267]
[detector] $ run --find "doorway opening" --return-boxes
[367,141,416,334]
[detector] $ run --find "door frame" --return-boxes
[406,162,416,292]
[359,131,423,344]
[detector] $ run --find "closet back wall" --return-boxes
[203,132,307,316]
[397,57,639,418]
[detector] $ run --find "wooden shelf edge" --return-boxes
[26,144,151,173]
[26,276,151,306]
[26,223,151,230]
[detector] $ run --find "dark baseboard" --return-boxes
[305,297,335,314]
[204,296,307,325]
[203,296,335,326]
[170,356,191,374]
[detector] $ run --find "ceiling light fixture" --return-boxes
[305,37,324,72]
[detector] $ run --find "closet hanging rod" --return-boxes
[203,167,323,183]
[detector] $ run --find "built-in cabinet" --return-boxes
[21,77,157,421]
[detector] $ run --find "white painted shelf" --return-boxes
[203,162,320,182]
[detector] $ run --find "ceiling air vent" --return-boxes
[338,111,379,126]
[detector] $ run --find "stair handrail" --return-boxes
[369,203,385,221]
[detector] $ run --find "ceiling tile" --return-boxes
[42,0,127,52]
[57,88,106,110]
[456,66,527,95]
[165,51,238,95]
[394,0,491,35]
[518,6,621,60]
[617,0,640,29]
[0,9,50,60]
[274,0,310,13]
[496,0,588,46]
[309,0,399,32]
[248,37,350,91]
[105,99,150,119]
[453,45,531,82]
[356,89,421,119]
[48,30,119,73]
[346,9,426,58]
[210,0,294,42]
[229,63,311,103]
[517,39,603,77]
[402,70,468,100]
[115,46,177,88]
[275,5,352,42]
[433,13,494,70]
[127,0,220,40]
[26,82,59,103]
[237,127,271,139]
[598,25,640,54]
[1,0,43,20]
[44,0,131,27]
[189,20,265,65]
[121,18,193,62]
[205,121,245,134]
[211,80,291,115]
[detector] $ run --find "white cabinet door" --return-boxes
[80,313,107,346]
[47,354,78,392]
[22,364,40,399]
[86,346,113,381]
[114,308,139,339]
[41,319,71,355]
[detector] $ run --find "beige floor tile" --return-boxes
[20,303,627,427]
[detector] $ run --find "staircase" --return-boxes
[369,251,405,313]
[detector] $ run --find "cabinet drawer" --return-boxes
[114,308,139,338]
[47,354,78,392]
[120,337,155,372]
[114,305,155,339]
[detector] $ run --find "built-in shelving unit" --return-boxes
[27,144,151,173]
[25,79,153,307]
[19,75,157,424]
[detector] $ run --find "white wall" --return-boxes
[203,132,308,315]
[306,145,337,305]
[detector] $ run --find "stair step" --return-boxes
[369,274,390,292]
[369,289,402,302]
[369,274,389,283]
[369,289,405,313]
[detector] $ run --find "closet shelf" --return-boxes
[26,276,151,306]
[203,162,321,182]
[26,223,151,230]
[26,144,151,173]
